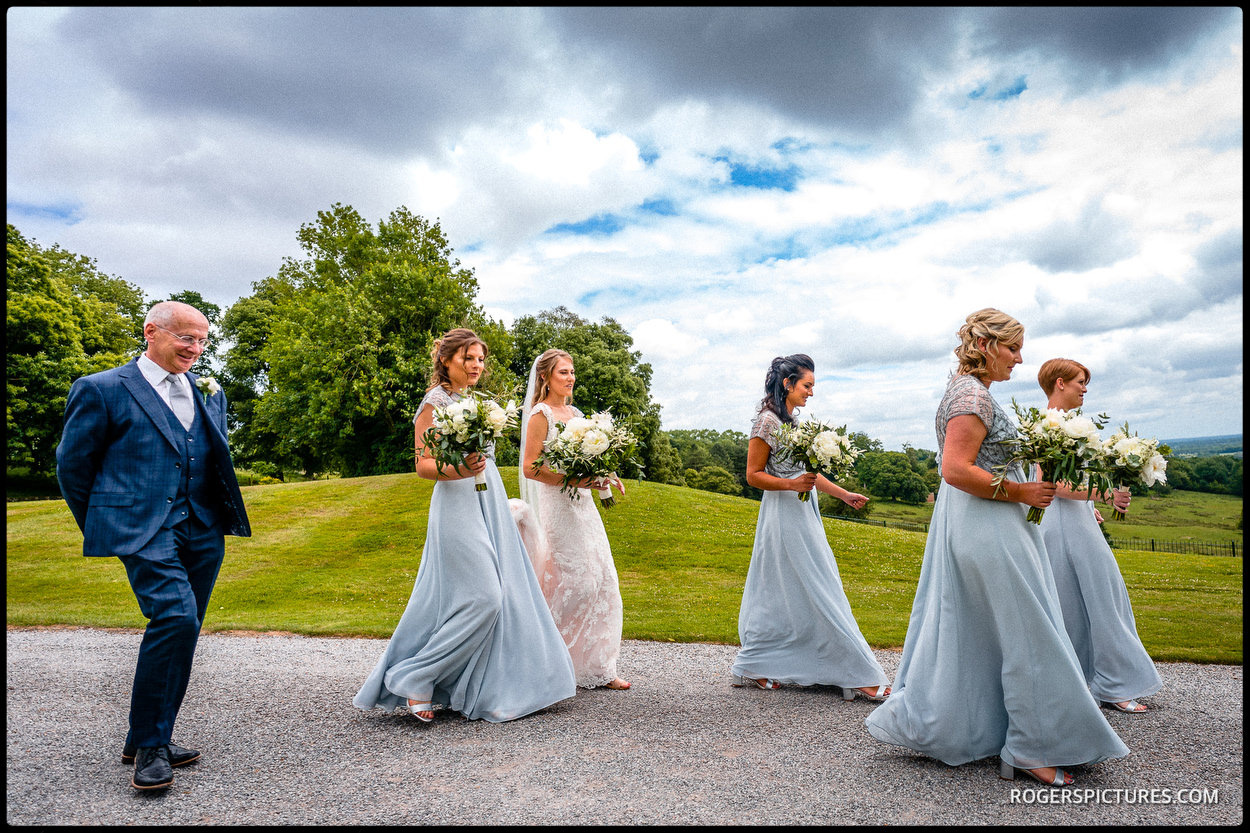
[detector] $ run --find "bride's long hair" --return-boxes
[529,349,573,407]
[758,353,815,425]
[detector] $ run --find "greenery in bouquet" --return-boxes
[772,419,860,502]
[991,400,1111,524]
[1101,422,1169,520]
[534,410,644,508]
[421,391,519,491]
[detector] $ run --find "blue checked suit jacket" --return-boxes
[56,358,251,557]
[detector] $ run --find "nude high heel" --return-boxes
[999,759,1074,786]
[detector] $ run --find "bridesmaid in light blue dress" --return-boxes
[865,309,1128,787]
[1035,358,1161,713]
[354,329,575,723]
[730,354,891,700]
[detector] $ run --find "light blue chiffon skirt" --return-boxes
[353,462,576,722]
[864,479,1129,769]
[731,488,889,689]
[1040,497,1162,703]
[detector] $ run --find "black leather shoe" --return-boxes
[131,746,173,790]
[122,741,201,767]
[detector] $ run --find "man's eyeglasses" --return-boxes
[155,325,211,349]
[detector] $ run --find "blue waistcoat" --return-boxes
[159,403,221,530]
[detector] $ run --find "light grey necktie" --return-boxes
[166,373,194,430]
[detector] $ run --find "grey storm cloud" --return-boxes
[971,7,1241,87]
[1190,229,1244,305]
[54,7,549,156]
[1018,197,1138,274]
[543,6,961,134]
[49,6,1240,156]
[544,7,1239,131]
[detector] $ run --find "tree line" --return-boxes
[7,213,1242,502]
[8,210,686,484]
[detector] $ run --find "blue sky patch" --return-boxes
[714,155,800,191]
[7,200,82,224]
[753,235,808,264]
[771,137,814,155]
[640,197,678,216]
[544,213,624,236]
[969,75,1028,101]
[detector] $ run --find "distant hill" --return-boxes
[1163,434,1242,458]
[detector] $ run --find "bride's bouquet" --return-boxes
[534,410,642,508]
[992,400,1111,524]
[1100,422,1169,520]
[421,391,519,491]
[772,419,860,502]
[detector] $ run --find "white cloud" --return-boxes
[6,7,1242,449]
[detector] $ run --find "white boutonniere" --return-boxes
[195,376,222,402]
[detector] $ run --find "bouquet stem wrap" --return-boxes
[1027,463,1054,525]
[597,475,617,509]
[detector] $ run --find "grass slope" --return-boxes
[865,488,1242,546]
[6,469,1241,663]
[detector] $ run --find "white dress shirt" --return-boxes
[137,353,188,410]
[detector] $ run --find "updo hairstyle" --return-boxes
[428,328,489,391]
[759,353,815,424]
[954,308,1025,380]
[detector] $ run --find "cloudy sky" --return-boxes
[7,7,1243,449]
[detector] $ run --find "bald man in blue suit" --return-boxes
[57,300,251,791]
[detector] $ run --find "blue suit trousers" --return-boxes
[118,518,224,749]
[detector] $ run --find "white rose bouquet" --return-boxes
[421,391,519,491]
[533,410,643,508]
[992,400,1112,524]
[1100,422,1169,520]
[772,419,860,502]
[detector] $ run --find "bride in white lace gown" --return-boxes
[509,349,630,691]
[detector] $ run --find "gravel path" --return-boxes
[5,627,1242,825]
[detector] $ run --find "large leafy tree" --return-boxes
[233,203,509,477]
[509,306,684,484]
[667,428,754,496]
[855,450,931,504]
[683,464,741,496]
[217,282,290,473]
[6,225,146,474]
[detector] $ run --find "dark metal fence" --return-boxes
[1107,538,1239,557]
[826,515,930,533]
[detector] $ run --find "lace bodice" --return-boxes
[750,408,806,478]
[416,386,495,459]
[534,402,583,450]
[934,374,1020,478]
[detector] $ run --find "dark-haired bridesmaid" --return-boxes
[729,354,890,701]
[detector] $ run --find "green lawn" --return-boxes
[864,488,1242,545]
[6,470,1242,664]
